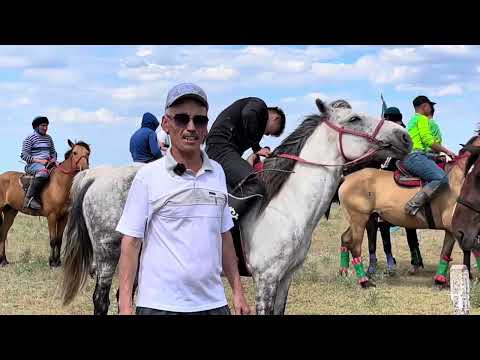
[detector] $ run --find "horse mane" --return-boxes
[464,135,480,177]
[64,141,91,160]
[260,114,327,211]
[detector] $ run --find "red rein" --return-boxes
[276,119,386,168]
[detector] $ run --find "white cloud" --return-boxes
[12,97,32,106]
[23,68,79,84]
[0,55,31,68]
[395,83,463,97]
[435,84,463,96]
[136,45,154,57]
[118,63,186,81]
[193,65,239,81]
[110,81,170,102]
[423,45,474,56]
[46,107,129,124]
[281,97,297,103]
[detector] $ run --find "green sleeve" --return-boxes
[417,116,435,148]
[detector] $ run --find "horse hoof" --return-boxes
[360,279,376,288]
[433,276,449,290]
[434,282,449,290]
[49,258,62,268]
[367,265,377,276]
[0,258,9,267]
[385,269,396,277]
[408,265,420,275]
[339,268,349,276]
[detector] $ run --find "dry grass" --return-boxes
[1,206,479,315]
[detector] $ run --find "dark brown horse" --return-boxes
[0,140,90,267]
[451,141,480,271]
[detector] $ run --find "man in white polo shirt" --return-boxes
[116,83,251,315]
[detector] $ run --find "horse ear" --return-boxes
[67,139,74,148]
[315,99,329,115]
[462,144,480,155]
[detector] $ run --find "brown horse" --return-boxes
[0,140,90,267]
[451,142,480,270]
[338,134,480,288]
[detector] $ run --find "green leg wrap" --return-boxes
[435,258,449,277]
[340,249,350,269]
[354,262,367,279]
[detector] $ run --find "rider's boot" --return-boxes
[24,176,48,210]
[405,181,445,216]
[228,180,266,221]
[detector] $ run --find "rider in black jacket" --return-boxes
[205,97,286,219]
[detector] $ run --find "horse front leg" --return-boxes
[0,206,18,266]
[252,268,282,315]
[350,215,374,288]
[47,214,61,268]
[339,226,352,276]
[434,231,456,289]
[463,250,472,280]
[366,215,379,276]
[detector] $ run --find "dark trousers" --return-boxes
[206,144,266,215]
[136,305,231,315]
[206,145,263,192]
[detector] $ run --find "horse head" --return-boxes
[315,98,412,163]
[452,141,480,252]
[67,139,91,172]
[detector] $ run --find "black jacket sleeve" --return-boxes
[241,99,268,153]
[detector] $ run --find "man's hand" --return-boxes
[232,291,251,315]
[445,150,456,159]
[256,147,271,158]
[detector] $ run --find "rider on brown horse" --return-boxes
[21,116,57,210]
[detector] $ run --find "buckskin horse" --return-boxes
[0,140,90,267]
[59,99,411,315]
[338,134,480,288]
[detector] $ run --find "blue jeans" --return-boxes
[402,152,448,188]
[25,163,49,178]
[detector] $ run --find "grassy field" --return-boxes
[1,205,479,315]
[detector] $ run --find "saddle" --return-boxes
[393,156,446,188]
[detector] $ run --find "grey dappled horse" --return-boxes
[60,99,411,315]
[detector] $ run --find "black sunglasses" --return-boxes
[167,113,209,128]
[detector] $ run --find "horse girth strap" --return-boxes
[424,203,436,229]
[457,197,480,214]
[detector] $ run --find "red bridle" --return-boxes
[276,118,387,168]
[55,154,90,176]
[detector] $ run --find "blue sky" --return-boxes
[1,45,479,172]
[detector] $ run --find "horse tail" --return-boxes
[61,174,95,306]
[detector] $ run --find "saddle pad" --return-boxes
[393,170,423,188]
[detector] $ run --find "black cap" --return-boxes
[413,95,436,108]
[384,107,402,117]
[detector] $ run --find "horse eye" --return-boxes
[73,151,77,155]
[349,116,361,123]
